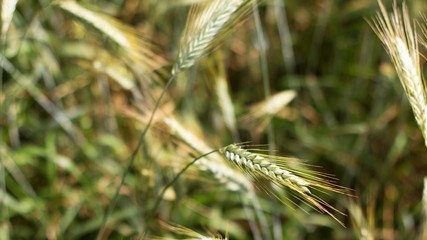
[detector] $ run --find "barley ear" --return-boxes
[241,90,296,134]
[212,55,238,135]
[220,143,348,226]
[369,0,427,146]
[163,117,252,191]
[1,0,18,36]
[159,221,228,240]
[172,0,256,75]
[56,1,166,81]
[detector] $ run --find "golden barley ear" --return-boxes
[158,221,228,240]
[220,143,350,226]
[241,90,296,135]
[369,0,427,146]
[163,117,252,192]
[60,42,136,89]
[56,1,167,82]
[209,54,238,135]
[172,0,257,75]
[1,0,18,36]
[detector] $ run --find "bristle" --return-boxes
[159,221,228,240]
[220,143,348,225]
[172,0,255,74]
[369,0,427,146]
[221,144,312,194]
[164,117,252,192]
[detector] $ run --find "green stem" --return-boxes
[0,23,7,228]
[144,150,218,236]
[97,74,176,240]
[152,150,217,216]
[253,4,276,240]
[253,2,274,153]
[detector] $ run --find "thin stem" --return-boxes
[247,190,271,240]
[144,150,218,237]
[253,3,275,153]
[0,28,7,233]
[273,0,295,74]
[151,150,217,217]
[97,74,176,240]
[253,4,275,240]
[240,194,262,240]
[272,1,290,237]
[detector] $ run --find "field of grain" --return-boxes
[2,0,427,239]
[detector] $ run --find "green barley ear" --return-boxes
[172,0,256,75]
[220,143,349,226]
[369,0,427,146]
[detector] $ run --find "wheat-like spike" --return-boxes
[158,221,228,240]
[221,144,312,194]
[163,117,252,192]
[220,143,348,226]
[212,55,238,134]
[172,0,254,74]
[61,42,135,89]
[56,1,166,81]
[348,201,375,240]
[1,0,18,36]
[216,75,237,132]
[241,90,296,134]
[370,0,427,146]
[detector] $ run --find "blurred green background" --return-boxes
[2,0,427,239]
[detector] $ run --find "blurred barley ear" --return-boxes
[1,0,18,36]
[369,0,427,146]
[162,116,252,191]
[212,55,239,138]
[56,1,167,82]
[348,201,375,240]
[159,221,228,240]
[421,177,427,240]
[241,90,296,135]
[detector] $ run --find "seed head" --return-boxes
[220,143,348,226]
